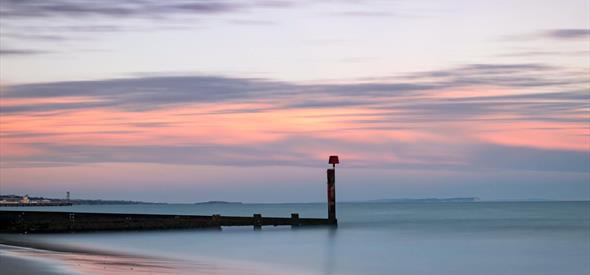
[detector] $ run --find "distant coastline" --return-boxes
[1,194,583,206]
[367,197,480,203]
[194,201,243,205]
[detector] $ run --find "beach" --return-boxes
[1,235,269,275]
[0,233,291,275]
[1,248,70,275]
[0,241,199,275]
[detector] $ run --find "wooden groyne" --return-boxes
[0,211,333,233]
[0,155,341,233]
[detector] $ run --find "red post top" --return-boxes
[328,155,340,165]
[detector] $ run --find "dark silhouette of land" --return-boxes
[368,197,480,203]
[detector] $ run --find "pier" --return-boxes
[0,156,340,233]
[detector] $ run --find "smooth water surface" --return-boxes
[2,201,589,275]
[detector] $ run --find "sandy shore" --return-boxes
[0,250,71,275]
[0,237,235,275]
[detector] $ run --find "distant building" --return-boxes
[1,194,73,207]
[0,197,19,204]
[20,195,30,204]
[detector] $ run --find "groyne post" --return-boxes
[253,213,262,230]
[211,214,221,228]
[291,213,300,228]
[327,155,339,225]
[327,169,336,224]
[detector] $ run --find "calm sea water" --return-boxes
[2,201,589,275]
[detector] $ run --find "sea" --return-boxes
[1,201,589,275]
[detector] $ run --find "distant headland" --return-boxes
[194,201,243,205]
[367,197,480,203]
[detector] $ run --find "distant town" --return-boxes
[0,193,159,207]
[0,194,72,206]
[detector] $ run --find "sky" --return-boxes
[0,0,589,202]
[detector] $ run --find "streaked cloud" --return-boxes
[1,0,588,201]
[0,48,52,56]
[1,62,588,171]
[3,140,588,173]
[542,29,590,39]
[2,62,586,110]
[0,1,242,18]
[0,0,292,45]
[503,29,590,41]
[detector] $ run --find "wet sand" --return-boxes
[0,251,71,275]
[0,237,240,275]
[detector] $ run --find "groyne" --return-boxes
[0,211,333,233]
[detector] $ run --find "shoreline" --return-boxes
[0,235,293,275]
[0,247,74,275]
[0,238,226,275]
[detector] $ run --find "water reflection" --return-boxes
[323,227,338,275]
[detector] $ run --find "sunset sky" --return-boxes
[1,0,589,202]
